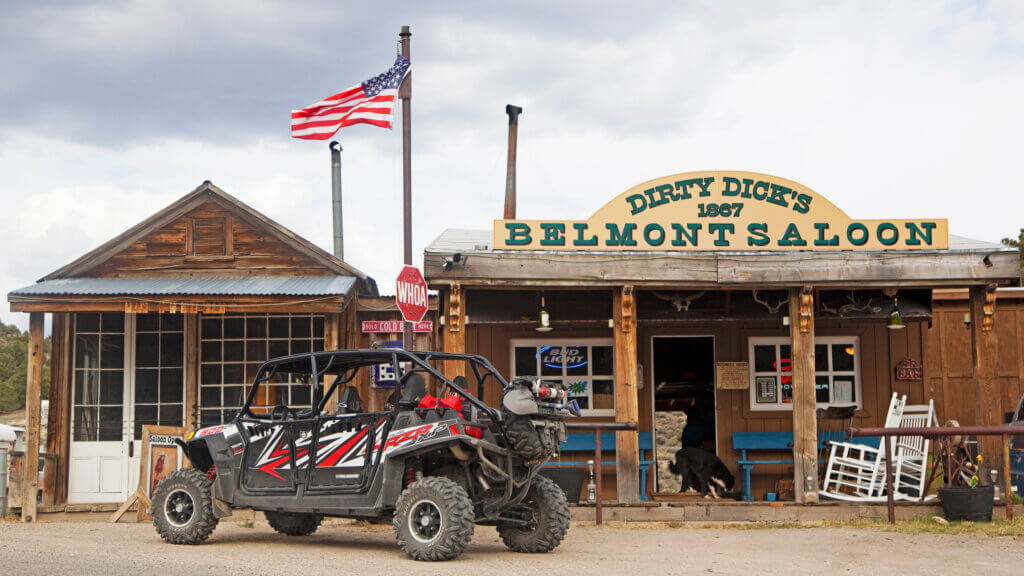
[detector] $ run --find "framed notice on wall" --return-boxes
[716,361,750,389]
[755,376,777,404]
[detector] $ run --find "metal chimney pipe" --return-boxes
[330,141,344,261]
[504,105,523,220]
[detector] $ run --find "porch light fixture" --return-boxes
[536,294,552,332]
[887,295,905,330]
[782,315,790,327]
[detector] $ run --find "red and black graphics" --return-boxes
[246,419,456,484]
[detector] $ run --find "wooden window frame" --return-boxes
[509,338,616,417]
[747,336,862,412]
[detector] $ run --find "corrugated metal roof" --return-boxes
[426,229,1014,255]
[9,276,357,297]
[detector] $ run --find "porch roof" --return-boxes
[8,275,358,297]
[424,229,1019,288]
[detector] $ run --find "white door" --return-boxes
[69,312,131,504]
[127,313,186,495]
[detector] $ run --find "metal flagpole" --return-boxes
[330,141,343,261]
[400,25,413,351]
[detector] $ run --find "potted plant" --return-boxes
[938,454,995,522]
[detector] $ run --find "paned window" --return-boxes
[133,313,185,438]
[511,339,615,417]
[199,313,324,426]
[73,313,125,441]
[749,336,860,411]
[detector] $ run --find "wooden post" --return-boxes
[612,286,640,503]
[22,312,44,522]
[442,285,466,381]
[789,287,819,504]
[969,284,1002,478]
[42,313,70,506]
[183,313,199,433]
[324,311,342,408]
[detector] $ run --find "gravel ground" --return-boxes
[1,519,1021,575]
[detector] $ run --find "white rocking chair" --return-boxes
[819,393,906,501]
[891,399,938,501]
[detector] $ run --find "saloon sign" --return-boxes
[494,171,948,251]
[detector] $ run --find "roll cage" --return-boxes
[238,349,508,422]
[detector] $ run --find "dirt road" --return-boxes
[1,520,1020,575]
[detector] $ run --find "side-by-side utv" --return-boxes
[151,350,578,561]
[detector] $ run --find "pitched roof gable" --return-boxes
[41,181,377,295]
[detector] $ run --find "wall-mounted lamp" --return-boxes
[964,312,971,325]
[536,294,552,332]
[782,315,790,327]
[887,290,904,330]
[442,252,466,271]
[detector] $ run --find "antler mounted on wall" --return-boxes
[752,290,786,314]
[652,291,706,312]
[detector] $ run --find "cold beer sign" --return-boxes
[494,171,948,251]
[396,265,428,324]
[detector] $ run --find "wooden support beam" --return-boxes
[789,287,819,504]
[183,313,199,432]
[42,313,70,506]
[613,286,640,503]
[22,312,44,522]
[324,311,342,408]
[442,285,466,381]
[970,284,1002,479]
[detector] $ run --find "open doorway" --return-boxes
[651,336,716,493]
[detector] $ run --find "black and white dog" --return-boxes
[667,447,735,498]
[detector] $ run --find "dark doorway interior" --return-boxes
[652,336,716,493]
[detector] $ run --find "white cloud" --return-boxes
[2,1,1023,331]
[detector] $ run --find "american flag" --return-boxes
[291,56,410,140]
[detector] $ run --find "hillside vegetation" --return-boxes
[0,321,51,412]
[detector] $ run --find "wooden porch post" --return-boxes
[323,311,342,408]
[969,284,1002,478]
[42,313,71,506]
[22,312,44,522]
[442,284,466,381]
[183,313,199,433]
[789,287,819,504]
[613,286,640,503]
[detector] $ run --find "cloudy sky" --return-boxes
[2,0,1023,329]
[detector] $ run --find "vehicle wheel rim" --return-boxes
[408,499,443,543]
[165,488,195,528]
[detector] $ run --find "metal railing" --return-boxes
[564,421,638,525]
[848,425,1018,524]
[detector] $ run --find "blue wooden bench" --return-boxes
[546,432,655,501]
[732,431,881,501]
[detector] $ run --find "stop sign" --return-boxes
[395,265,428,323]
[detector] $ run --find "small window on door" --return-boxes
[73,313,125,441]
[133,313,185,438]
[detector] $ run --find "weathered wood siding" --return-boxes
[86,200,334,277]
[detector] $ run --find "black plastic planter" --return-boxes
[938,485,995,522]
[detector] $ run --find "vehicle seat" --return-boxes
[398,373,427,408]
[336,386,363,414]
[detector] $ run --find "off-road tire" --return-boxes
[393,476,475,561]
[504,414,548,460]
[152,468,219,545]
[497,475,569,553]
[265,511,323,536]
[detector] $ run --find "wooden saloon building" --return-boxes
[425,170,1022,503]
[7,172,1023,517]
[8,181,378,519]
